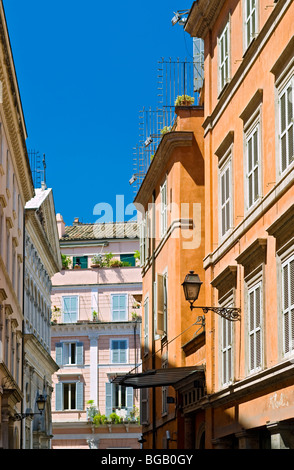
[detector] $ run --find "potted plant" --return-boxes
[131,311,141,321]
[61,254,71,270]
[91,254,104,268]
[161,126,171,135]
[92,310,98,322]
[109,259,123,267]
[175,94,195,106]
[51,306,61,324]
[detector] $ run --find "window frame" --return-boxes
[218,149,233,241]
[244,0,258,52]
[144,295,149,356]
[281,253,294,358]
[245,119,262,211]
[247,278,263,374]
[219,296,234,387]
[111,293,128,321]
[62,295,79,323]
[160,178,168,238]
[110,338,128,364]
[278,77,294,175]
[218,18,231,93]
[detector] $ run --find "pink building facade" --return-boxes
[50,215,142,449]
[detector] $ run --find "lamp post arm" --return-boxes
[190,305,241,322]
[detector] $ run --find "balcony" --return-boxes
[52,266,142,287]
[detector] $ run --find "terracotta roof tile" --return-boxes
[61,221,139,241]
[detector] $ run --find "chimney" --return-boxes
[56,213,66,238]
[73,217,80,225]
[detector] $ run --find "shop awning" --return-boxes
[111,365,205,389]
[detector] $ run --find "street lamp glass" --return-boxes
[182,271,202,303]
[36,395,46,412]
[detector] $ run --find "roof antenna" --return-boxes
[41,154,47,190]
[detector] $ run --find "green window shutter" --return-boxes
[111,340,127,363]
[76,342,84,365]
[55,383,63,411]
[55,343,63,366]
[76,381,84,410]
[105,382,112,417]
[126,387,133,416]
[120,254,135,266]
[73,256,88,268]
[63,296,78,323]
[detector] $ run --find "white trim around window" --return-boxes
[110,338,129,364]
[247,277,263,374]
[218,18,231,94]
[62,295,79,323]
[219,296,234,387]
[281,253,294,358]
[244,118,262,212]
[244,0,258,52]
[111,293,128,321]
[218,149,233,241]
[278,76,294,175]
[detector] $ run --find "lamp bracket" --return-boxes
[190,305,241,322]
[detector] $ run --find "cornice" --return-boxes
[0,4,34,202]
[51,321,140,337]
[185,0,226,39]
[134,131,194,207]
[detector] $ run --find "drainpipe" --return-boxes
[151,190,156,449]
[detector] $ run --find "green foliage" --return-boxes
[61,254,71,269]
[160,126,171,135]
[109,412,121,424]
[174,94,195,106]
[134,250,140,260]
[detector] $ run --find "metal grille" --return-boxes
[28,150,46,188]
[131,41,204,196]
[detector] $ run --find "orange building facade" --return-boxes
[114,106,208,449]
[184,0,294,449]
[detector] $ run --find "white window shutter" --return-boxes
[55,382,63,411]
[156,274,165,336]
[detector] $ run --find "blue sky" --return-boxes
[3,0,194,226]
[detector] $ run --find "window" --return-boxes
[62,295,79,323]
[105,382,133,417]
[282,254,294,356]
[111,294,128,321]
[111,339,128,363]
[6,151,10,192]
[246,124,260,209]
[218,20,230,92]
[279,78,294,174]
[160,179,167,237]
[120,254,135,266]
[248,282,262,373]
[221,314,233,385]
[72,256,88,269]
[245,0,257,50]
[156,272,167,337]
[55,341,84,366]
[144,296,149,355]
[162,360,168,415]
[6,230,10,274]
[219,157,232,238]
[55,381,84,411]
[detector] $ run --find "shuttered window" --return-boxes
[245,0,257,49]
[55,341,84,366]
[62,295,78,323]
[120,254,135,266]
[156,273,167,336]
[248,282,262,372]
[55,381,84,411]
[111,339,128,363]
[111,294,128,321]
[246,125,260,209]
[221,313,233,385]
[160,180,167,238]
[219,20,230,91]
[220,160,232,238]
[144,297,149,355]
[282,254,294,356]
[279,79,294,173]
[72,256,88,269]
[139,219,146,267]
[105,382,133,417]
[141,388,149,424]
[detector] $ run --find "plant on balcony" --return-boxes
[131,311,141,321]
[109,259,123,267]
[61,254,71,270]
[91,254,104,268]
[86,400,99,422]
[161,126,171,135]
[92,310,99,322]
[51,306,61,324]
[129,406,140,423]
[175,94,195,106]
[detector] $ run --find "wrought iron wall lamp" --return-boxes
[182,271,241,322]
